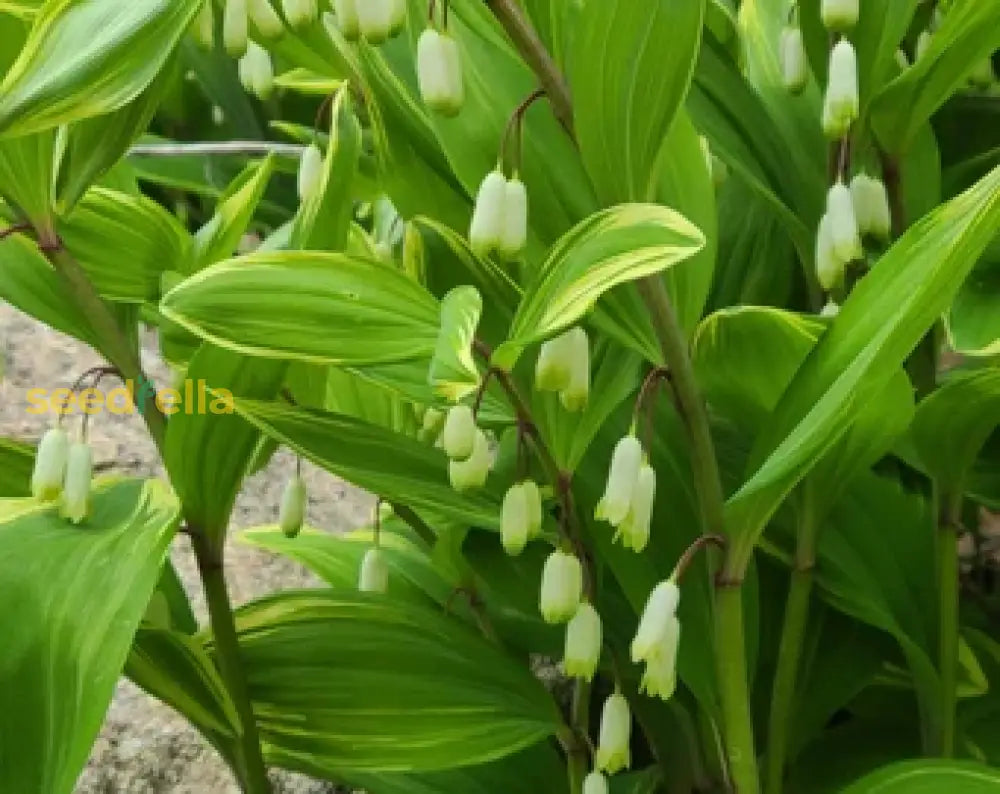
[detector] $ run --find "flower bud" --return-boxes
[564,602,602,681]
[498,177,528,259]
[539,550,583,624]
[192,1,215,49]
[535,333,573,392]
[279,475,306,538]
[224,0,249,56]
[617,462,655,552]
[583,772,609,794]
[501,482,530,556]
[559,327,590,413]
[522,479,543,537]
[417,29,465,117]
[418,407,446,444]
[849,173,891,240]
[333,0,360,40]
[780,26,809,94]
[32,426,69,502]
[631,580,680,663]
[297,143,324,202]
[281,0,317,29]
[595,693,631,774]
[469,169,507,257]
[826,181,862,262]
[238,41,274,99]
[815,213,845,291]
[357,0,400,44]
[822,39,859,139]
[448,428,492,492]
[821,0,858,32]
[639,615,681,701]
[595,435,643,527]
[915,30,933,63]
[61,441,93,525]
[248,0,284,38]
[358,547,389,593]
[820,300,841,318]
[442,404,476,461]
[969,57,996,90]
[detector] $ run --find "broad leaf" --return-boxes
[0,478,179,794]
[946,241,1000,357]
[0,0,201,136]
[0,437,33,497]
[841,759,1000,792]
[428,286,482,402]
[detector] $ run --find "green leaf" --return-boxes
[223,591,561,772]
[232,398,504,529]
[0,130,55,225]
[493,204,704,369]
[161,251,441,366]
[0,478,180,794]
[910,368,1000,493]
[58,186,190,302]
[164,345,287,539]
[725,165,1000,564]
[290,89,360,252]
[569,0,705,203]
[946,241,1000,357]
[0,437,33,497]
[429,286,482,402]
[841,759,1000,792]
[0,0,201,136]
[871,0,1000,155]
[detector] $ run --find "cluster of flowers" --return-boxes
[31,426,94,524]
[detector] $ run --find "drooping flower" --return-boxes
[224,0,249,56]
[418,407,446,444]
[617,462,656,552]
[247,0,284,38]
[583,771,609,794]
[815,213,844,291]
[448,428,492,491]
[32,426,69,502]
[631,579,681,664]
[501,482,530,556]
[192,1,215,49]
[539,549,583,624]
[822,39,859,139]
[522,479,543,537]
[279,475,307,538]
[849,172,891,240]
[281,0,317,29]
[61,440,93,525]
[356,0,403,44]
[826,181,863,263]
[821,0,859,33]
[780,25,809,94]
[238,40,274,99]
[416,28,464,116]
[559,327,590,412]
[469,169,507,257]
[359,547,389,593]
[595,435,643,527]
[498,177,529,259]
[639,615,681,701]
[297,143,324,202]
[535,330,574,393]
[442,404,476,461]
[333,0,360,40]
[564,602,602,681]
[595,693,632,774]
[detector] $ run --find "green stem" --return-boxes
[936,486,963,758]
[765,491,819,794]
[193,532,272,793]
[716,585,761,794]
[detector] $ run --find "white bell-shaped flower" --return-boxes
[595,435,643,527]
[359,547,389,593]
[617,462,655,552]
[539,549,583,624]
[559,327,590,412]
[333,0,360,40]
[821,0,858,32]
[498,177,528,259]
[448,428,492,491]
[501,483,530,556]
[247,0,284,38]
[822,39,859,139]
[849,173,891,240]
[224,0,249,56]
[357,0,399,44]
[442,404,476,461]
[238,41,274,99]
[469,169,507,257]
[192,1,215,49]
[826,181,863,262]
[780,26,809,94]
[564,602,602,681]
[522,479,543,537]
[631,580,681,664]
[281,0,317,29]
[32,426,69,502]
[595,693,631,774]
[583,771,609,794]
[639,615,681,701]
[279,475,307,538]
[535,331,573,393]
[815,213,845,291]
[61,441,93,525]
[418,407,445,444]
[297,143,324,202]
[417,29,464,117]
